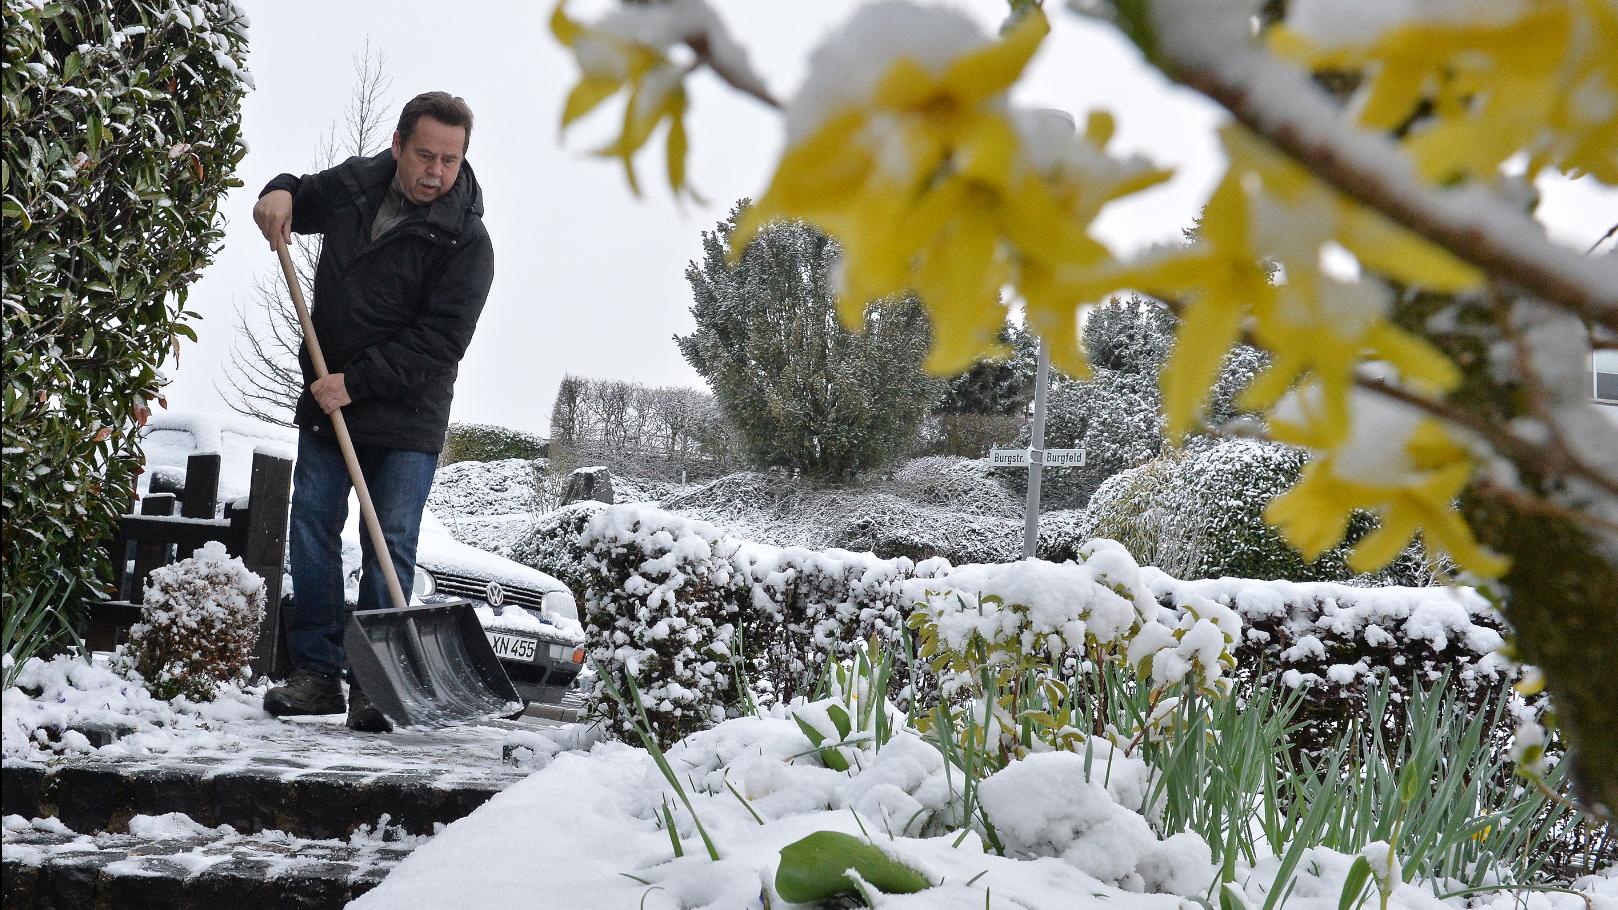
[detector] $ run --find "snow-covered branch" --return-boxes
[1142,1,1618,332]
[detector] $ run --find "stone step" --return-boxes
[3,817,413,910]
[2,754,518,841]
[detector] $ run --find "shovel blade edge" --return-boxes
[344,599,523,728]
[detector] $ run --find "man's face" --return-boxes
[391,115,466,205]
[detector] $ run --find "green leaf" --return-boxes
[792,711,850,771]
[2,196,30,230]
[828,703,852,740]
[1338,856,1373,910]
[775,831,929,904]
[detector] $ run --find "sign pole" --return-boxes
[1022,335,1051,558]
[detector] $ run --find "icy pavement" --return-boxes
[3,812,422,907]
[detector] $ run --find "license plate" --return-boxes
[488,631,539,662]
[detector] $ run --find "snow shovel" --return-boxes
[275,243,521,727]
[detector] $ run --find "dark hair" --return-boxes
[397,91,474,151]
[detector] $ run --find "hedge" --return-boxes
[2,0,250,651]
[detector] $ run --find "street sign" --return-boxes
[990,447,1085,468]
[990,448,1031,467]
[1044,448,1086,467]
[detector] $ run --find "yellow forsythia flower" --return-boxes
[1266,386,1509,577]
[1271,0,1618,184]
[735,8,1163,376]
[552,2,695,198]
[1056,127,1480,439]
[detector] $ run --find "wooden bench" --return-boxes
[85,449,295,677]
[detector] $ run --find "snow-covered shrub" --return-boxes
[1056,455,1180,566]
[661,463,1023,565]
[3,0,250,657]
[1077,439,1435,585]
[568,504,959,742]
[736,544,951,707]
[119,543,266,702]
[574,506,745,747]
[511,500,604,594]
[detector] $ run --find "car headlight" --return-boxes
[412,568,437,599]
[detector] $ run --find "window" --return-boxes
[1596,349,1618,404]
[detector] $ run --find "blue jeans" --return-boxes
[287,430,438,676]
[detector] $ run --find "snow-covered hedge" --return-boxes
[554,502,1511,754]
[2,0,251,647]
[568,504,952,745]
[913,542,1240,701]
[441,422,547,464]
[1142,570,1512,750]
[119,543,265,702]
[573,506,744,746]
[659,460,1025,564]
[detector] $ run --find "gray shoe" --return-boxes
[264,668,344,717]
[346,682,394,733]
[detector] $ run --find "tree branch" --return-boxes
[1144,14,1618,332]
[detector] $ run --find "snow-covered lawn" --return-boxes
[356,705,1618,910]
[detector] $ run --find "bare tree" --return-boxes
[217,41,393,425]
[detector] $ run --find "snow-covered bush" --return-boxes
[2,0,251,661]
[512,500,604,594]
[118,543,266,702]
[909,542,1241,760]
[735,543,951,707]
[1076,439,1435,585]
[574,506,744,747]
[660,461,1024,565]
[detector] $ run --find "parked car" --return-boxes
[138,411,584,707]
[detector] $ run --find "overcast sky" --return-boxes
[162,0,1616,437]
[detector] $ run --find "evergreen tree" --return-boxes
[1013,295,1267,508]
[934,319,1040,415]
[677,203,939,480]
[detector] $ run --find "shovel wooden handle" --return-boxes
[276,243,411,612]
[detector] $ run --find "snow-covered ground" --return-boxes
[356,703,1618,910]
[1,652,531,783]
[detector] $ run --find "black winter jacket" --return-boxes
[261,151,493,453]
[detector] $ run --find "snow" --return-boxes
[785,2,990,143]
[354,701,1617,910]
[2,652,269,762]
[354,713,1202,910]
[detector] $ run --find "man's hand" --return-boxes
[253,189,294,250]
[310,374,352,414]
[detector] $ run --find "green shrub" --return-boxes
[2,0,250,651]
[442,422,548,464]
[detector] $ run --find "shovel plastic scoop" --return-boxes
[344,600,522,728]
[275,243,520,727]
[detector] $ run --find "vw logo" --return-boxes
[485,582,505,607]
